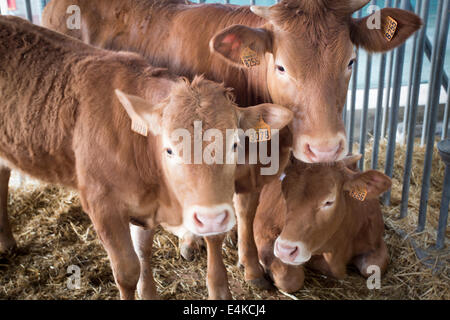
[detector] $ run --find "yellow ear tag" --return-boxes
[240,47,260,68]
[384,16,398,42]
[350,188,368,202]
[249,116,271,143]
[131,120,148,137]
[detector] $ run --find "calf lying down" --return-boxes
[254,155,392,293]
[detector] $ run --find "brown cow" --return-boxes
[254,155,391,293]
[42,0,421,287]
[0,16,292,299]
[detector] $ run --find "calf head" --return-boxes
[116,76,292,236]
[274,155,391,265]
[211,0,421,163]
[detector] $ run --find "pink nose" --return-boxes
[275,240,298,263]
[306,142,342,163]
[193,210,229,234]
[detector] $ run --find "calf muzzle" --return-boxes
[185,204,236,236]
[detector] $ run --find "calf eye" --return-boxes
[323,201,335,208]
[348,59,356,70]
[276,65,285,73]
[165,148,174,156]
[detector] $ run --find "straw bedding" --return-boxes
[0,140,448,300]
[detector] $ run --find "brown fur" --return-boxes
[0,16,294,299]
[42,0,420,288]
[254,158,391,293]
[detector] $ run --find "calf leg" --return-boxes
[180,232,204,262]
[0,166,15,253]
[306,255,335,278]
[322,253,347,279]
[269,258,305,293]
[89,207,140,300]
[354,241,389,278]
[204,235,232,300]
[130,224,158,300]
[163,224,204,261]
[234,192,271,289]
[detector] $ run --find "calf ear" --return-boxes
[350,8,422,53]
[115,89,162,137]
[210,24,272,68]
[343,170,392,199]
[341,154,362,170]
[236,104,293,131]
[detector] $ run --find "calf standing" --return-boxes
[254,156,391,293]
[0,16,292,299]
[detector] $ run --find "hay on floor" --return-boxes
[0,140,449,300]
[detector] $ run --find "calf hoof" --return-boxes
[180,243,196,261]
[179,237,204,261]
[208,290,232,300]
[248,277,275,291]
[0,238,17,254]
[138,292,160,300]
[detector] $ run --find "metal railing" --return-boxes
[2,0,449,250]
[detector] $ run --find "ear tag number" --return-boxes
[249,116,271,143]
[350,188,368,202]
[131,120,148,137]
[241,47,260,68]
[384,16,398,42]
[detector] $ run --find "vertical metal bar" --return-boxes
[25,0,32,21]
[383,0,408,206]
[381,51,395,138]
[250,0,256,5]
[358,0,377,171]
[417,0,449,231]
[359,52,372,170]
[400,0,430,218]
[348,9,362,154]
[381,0,400,137]
[372,52,387,170]
[343,101,348,129]
[435,165,450,249]
[442,81,450,140]
[421,0,444,146]
[424,36,449,91]
[371,0,394,170]
[401,0,421,145]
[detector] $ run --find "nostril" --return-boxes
[305,144,316,158]
[307,144,342,162]
[219,210,228,225]
[277,241,298,257]
[194,211,228,227]
[289,246,298,257]
[193,213,203,227]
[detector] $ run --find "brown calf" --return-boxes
[254,156,391,293]
[42,0,421,287]
[0,16,292,299]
